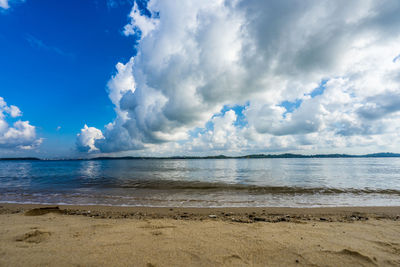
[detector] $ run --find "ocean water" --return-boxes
[0,158,400,207]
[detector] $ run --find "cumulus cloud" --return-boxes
[76,125,105,153]
[0,97,42,150]
[123,1,158,38]
[79,0,400,154]
[185,110,243,152]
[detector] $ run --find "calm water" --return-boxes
[0,158,400,207]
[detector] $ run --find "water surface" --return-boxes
[1,158,399,207]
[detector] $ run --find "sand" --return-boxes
[1,204,400,266]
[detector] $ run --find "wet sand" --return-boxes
[1,204,400,266]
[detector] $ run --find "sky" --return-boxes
[1,0,400,158]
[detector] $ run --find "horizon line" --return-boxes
[1,152,400,161]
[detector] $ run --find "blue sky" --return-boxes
[1,0,400,158]
[0,0,142,156]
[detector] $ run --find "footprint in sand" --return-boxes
[15,230,52,244]
[223,254,244,265]
[151,230,163,236]
[323,249,377,266]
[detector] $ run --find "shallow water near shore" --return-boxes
[1,158,400,207]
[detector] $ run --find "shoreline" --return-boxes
[1,203,400,222]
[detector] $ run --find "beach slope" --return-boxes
[1,205,400,266]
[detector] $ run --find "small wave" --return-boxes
[90,179,400,195]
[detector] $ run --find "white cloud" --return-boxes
[186,110,243,153]
[7,105,22,117]
[0,97,42,150]
[0,0,25,10]
[123,1,158,38]
[0,0,9,9]
[106,57,136,120]
[76,125,105,153]
[79,0,400,155]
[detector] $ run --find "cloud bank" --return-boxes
[0,97,42,150]
[79,0,400,155]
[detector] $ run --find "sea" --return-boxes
[0,158,400,207]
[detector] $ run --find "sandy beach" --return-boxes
[0,204,399,266]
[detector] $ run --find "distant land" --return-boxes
[0,157,42,161]
[1,152,400,161]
